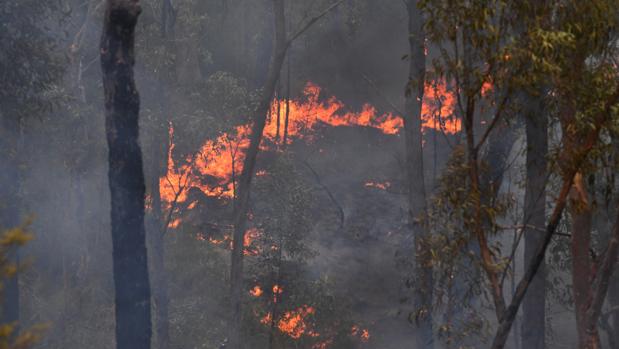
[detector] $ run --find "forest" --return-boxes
[1,0,619,348]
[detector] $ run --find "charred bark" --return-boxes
[404,1,433,347]
[100,1,152,348]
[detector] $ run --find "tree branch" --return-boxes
[286,0,346,48]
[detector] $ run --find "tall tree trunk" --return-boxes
[228,1,287,347]
[569,173,596,348]
[149,2,175,348]
[0,116,22,328]
[404,1,432,347]
[521,98,548,349]
[100,1,152,348]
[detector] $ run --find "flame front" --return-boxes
[159,81,458,217]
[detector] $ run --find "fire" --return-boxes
[361,329,370,342]
[250,285,263,297]
[277,305,316,339]
[422,80,459,134]
[259,305,319,340]
[260,312,272,325]
[201,228,261,256]
[159,81,459,229]
[351,325,370,343]
[167,217,182,229]
[265,83,402,140]
[364,181,390,190]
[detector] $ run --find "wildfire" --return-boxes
[159,81,458,230]
[276,305,316,339]
[422,80,459,134]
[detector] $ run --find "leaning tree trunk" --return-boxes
[404,1,432,348]
[100,1,152,348]
[228,1,287,347]
[522,96,548,349]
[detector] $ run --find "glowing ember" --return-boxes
[203,228,262,256]
[361,329,370,342]
[272,284,283,302]
[312,340,333,349]
[351,325,370,343]
[260,312,272,325]
[250,285,263,297]
[364,181,390,190]
[167,217,182,229]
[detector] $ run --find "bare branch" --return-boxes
[286,0,346,48]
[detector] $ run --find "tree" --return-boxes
[100,1,152,348]
[227,1,344,347]
[0,0,63,328]
[419,1,619,347]
[403,1,433,347]
[521,94,548,349]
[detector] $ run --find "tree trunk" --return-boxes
[569,173,595,348]
[521,97,548,349]
[149,2,175,348]
[0,116,22,328]
[228,1,287,347]
[149,119,170,349]
[100,1,152,348]
[492,75,619,349]
[404,1,432,347]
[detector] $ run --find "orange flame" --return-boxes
[277,306,316,339]
[250,285,263,297]
[159,81,458,229]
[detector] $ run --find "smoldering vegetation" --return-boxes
[2,1,619,349]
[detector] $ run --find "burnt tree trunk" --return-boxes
[228,0,287,347]
[522,96,548,349]
[404,1,433,347]
[100,1,152,348]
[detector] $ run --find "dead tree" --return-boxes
[100,1,152,348]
